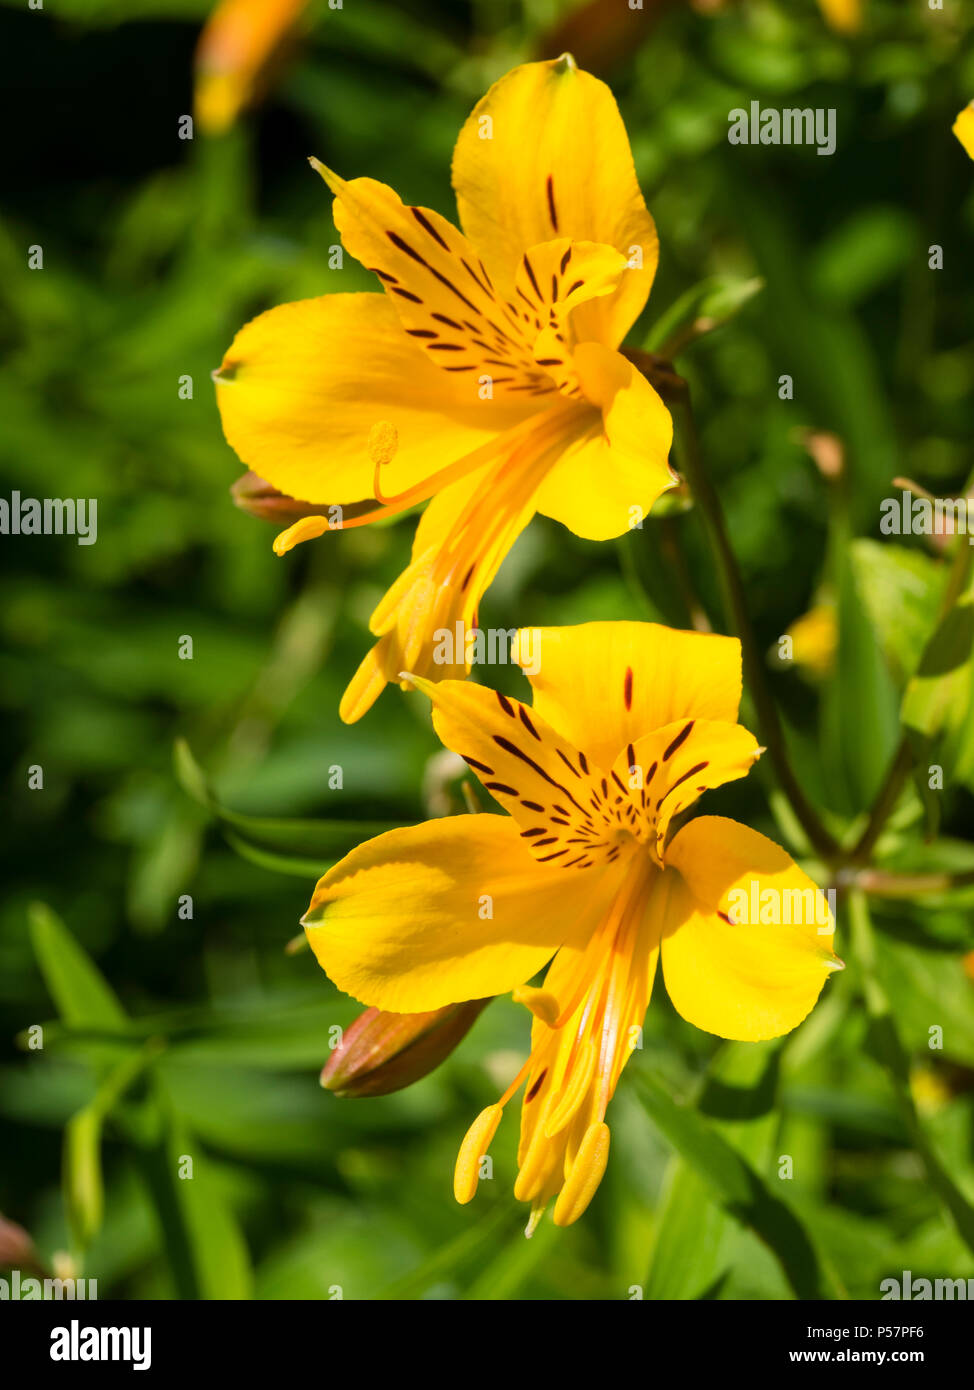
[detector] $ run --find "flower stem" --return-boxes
[850,865,974,897]
[637,353,840,862]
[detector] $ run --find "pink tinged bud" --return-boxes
[230,471,328,524]
[0,1213,43,1274]
[229,471,378,526]
[321,1000,490,1099]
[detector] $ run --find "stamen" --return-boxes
[552,1123,610,1227]
[454,1104,503,1205]
[512,985,561,1026]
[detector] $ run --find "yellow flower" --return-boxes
[784,602,837,681]
[816,0,862,34]
[954,104,974,162]
[214,58,674,722]
[301,622,842,1228]
[194,0,309,136]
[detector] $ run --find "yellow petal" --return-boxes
[953,104,974,161]
[312,163,560,403]
[612,718,763,857]
[452,56,658,347]
[214,292,528,505]
[513,238,627,397]
[339,401,587,722]
[661,816,841,1042]
[405,672,624,868]
[510,621,744,772]
[302,815,617,1012]
[531,343,674,539]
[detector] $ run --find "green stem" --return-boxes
[844,737,912,863]
[848,891,974,1257]
[641,356,840,862]
[852,865,974,898]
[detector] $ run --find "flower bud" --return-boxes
[0,1213,43,1274]
[230,471,376,527]
[322,1000,490,1098]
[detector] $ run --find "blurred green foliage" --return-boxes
[2,0,974,1300]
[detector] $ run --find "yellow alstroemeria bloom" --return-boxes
[195,0,309,136]
[214,57,674,723]
[816,0,862,34]
[302,622,842,1229]
[954,103,974,161]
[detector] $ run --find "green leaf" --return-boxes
[902,560,974,789]
[850,540,948,685]
[28,902,128,1032]
[809,206,914,308]
[849,892,974,1259]
[634,1071,838,1299]
[645,1043,784,1300]
[63,1046,159,1251]
[64,1107,104,1248]
[645,274,764,356]
[173,738,402,867]
[821,535,900,811]
[136,1104,254,1300]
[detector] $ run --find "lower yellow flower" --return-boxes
[302,622,842,1228]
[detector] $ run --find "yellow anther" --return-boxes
[512,985,560,1027]
[453,1104,502,1205]
[368,419,399,468]
[552,1122,611,1227]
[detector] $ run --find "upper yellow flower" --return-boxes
[214,58,674,722]
[301,622,842,1229]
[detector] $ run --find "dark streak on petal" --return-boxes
[545,174,559,232]
[462,755,494,774]
[518,705,541,740]
[522,253,543,302]
[410,206,450,250]
[663,721,695,761]
[526,1068,547,1102]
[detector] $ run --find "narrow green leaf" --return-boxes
[645,275,764,356]
[849,891,974,1259]
[174,739,401,865]
[136,1102,253,1300]
[28,902,127,1032]
[634,1071,837,1299]
[64,1108,103,1248]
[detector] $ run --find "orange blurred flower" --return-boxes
[195,0,309,136]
